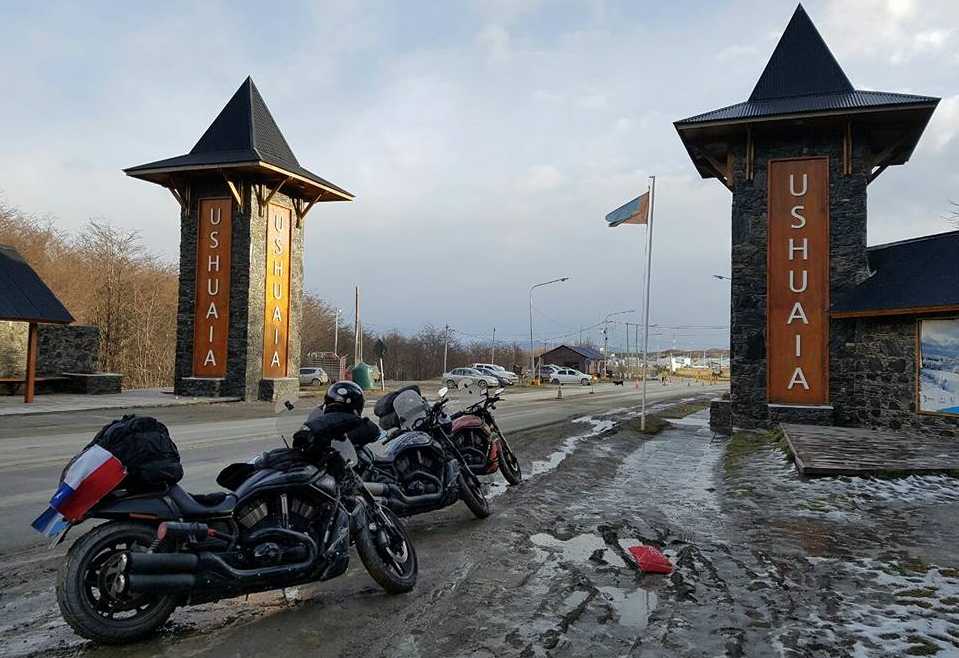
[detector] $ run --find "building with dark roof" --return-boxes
[540,344,605,375]
[676,4,956,436]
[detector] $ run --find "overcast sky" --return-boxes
[1,0,956,353]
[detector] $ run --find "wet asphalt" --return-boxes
[2,396,959,657]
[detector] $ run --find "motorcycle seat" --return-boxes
[168,485,237,517]
[364,439,394,463]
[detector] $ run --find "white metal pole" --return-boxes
[641,177,656,431]
[333,308,341,356]
[491,327,496,363]
[529,291,535,382]
[443,324,449,375]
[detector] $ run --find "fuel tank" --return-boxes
[365,430,437,464]
[451,414,485,433]
[234,463,320,502]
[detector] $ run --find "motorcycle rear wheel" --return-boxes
[458,471,492,518]
[355,504,417,594]
[57,521,177,644]
[497,434,523,486]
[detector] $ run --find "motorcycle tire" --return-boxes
[498,435,523,486]
[458,471,492,518]
[355,504,417,594]
[57,521,178,644]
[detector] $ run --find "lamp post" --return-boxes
[529,277,569,382]
[603,310,635,376]
[333,308,342,355]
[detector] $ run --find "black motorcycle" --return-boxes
[361,386,492,519]
[51,405,417,645]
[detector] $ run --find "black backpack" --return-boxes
[84,415,183,492]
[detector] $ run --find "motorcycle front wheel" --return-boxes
[458,470,492,518]
[355,504,417,594]
[57,521,177,644]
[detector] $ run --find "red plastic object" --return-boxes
[627,545,673,574]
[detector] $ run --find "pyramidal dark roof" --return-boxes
[749,4,851,101]
[125,77,352,200]
[675,4,938,126]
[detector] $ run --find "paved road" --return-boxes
[0,381,726,555]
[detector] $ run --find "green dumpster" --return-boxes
[351,362,373,390]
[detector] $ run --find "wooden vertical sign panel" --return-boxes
[767,157,829,404]
[263,204,292,378]
[193,198,232,377]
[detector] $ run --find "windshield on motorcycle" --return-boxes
[393,389,429,430]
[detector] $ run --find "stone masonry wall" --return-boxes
[1,322,99,377]
[37,324,99,375]
[729,124,871,429]
[833,315,958,437]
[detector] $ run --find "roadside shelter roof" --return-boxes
[0,244,73,324]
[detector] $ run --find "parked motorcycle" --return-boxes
[450,387,522,485]
[45,402,417,645]
[363,386,492,519]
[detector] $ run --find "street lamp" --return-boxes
[603,309,635,376]
[333,308,342,355]
[529,277,569,382]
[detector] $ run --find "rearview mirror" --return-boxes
[437,386,449,398]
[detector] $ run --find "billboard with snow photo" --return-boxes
[919,318,959,416]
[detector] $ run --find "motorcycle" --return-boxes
[45,402,417,645]
[450,387,522,485]
[361,386,492,519]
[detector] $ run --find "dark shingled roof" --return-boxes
[125,77,352,199]
[0,245,73,324]
[832,231,959,316]
[675,5,938,127]
[545,344,605,360]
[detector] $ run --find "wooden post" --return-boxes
[24,322,38,403]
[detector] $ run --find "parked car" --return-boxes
[548,368,591,386]
[473,364,516,386]
[472,363,518,385]
[298,366,329,386]
[537,364,561,380]
[443,367,500,390]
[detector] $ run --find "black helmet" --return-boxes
[324,381,365,416]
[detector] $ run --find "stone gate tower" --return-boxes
[126,77,353,401]
[675,5,939,429]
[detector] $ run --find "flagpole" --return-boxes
[641,176,655,431]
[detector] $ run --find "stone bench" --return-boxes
[0,376,69,395]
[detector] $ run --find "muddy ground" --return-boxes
[2,399,958,657]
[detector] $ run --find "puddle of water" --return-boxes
[530,532,626,568]
[529,417,615,477]
[597,585,658,631]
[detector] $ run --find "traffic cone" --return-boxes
[556,384,563,399]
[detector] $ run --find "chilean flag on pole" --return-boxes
[32,445,126,537]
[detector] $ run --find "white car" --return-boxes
[298,367,329,386]
[443,367,500,390]
[472,363,518,385]
[548,368,591,386]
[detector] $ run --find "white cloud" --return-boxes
[925,95,959,152]
[520,165,565,192]
[477,24,511,63]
